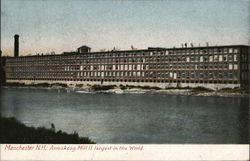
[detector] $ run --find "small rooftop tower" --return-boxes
[14,34,19,57]
[77,45,91,53]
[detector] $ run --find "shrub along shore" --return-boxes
[1,82,249,97]
[0,116,95,144]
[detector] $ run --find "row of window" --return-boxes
[8,63,239,72]
[8,71,239,80]
[7,53,240,64]
[6,54,239,66]
[8,77,241,85]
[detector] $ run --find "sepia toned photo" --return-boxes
[0,0,249,160]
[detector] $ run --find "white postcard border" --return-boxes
[1,144,249,161]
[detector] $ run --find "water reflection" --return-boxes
[238,98,249,143]
[1,88,249,144]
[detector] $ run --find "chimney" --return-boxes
[14,34,19,57]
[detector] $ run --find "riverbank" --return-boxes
[1,82,249,97]
[0,116,95,144]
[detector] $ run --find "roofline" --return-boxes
[77,46,91,49]
[6,44,249,59]
[167,45,250,50]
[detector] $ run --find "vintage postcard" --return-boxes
[0,0,249,160]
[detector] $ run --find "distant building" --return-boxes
[4,44,249,89]
[0,50,6,84]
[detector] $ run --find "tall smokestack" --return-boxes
[14,34,19,57]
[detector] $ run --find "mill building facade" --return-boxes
[2,35,249,89]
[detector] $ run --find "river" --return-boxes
[0,88,249,143]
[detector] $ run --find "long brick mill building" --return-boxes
[1,35,249,89]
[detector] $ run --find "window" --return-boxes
[204,56,209,62]
[209,56,213,62]
[223,63,228,69]
[229,48,233,53]
[200,56,203,62]
[229,63,233,70]
[214,55,218,61]
[223,55,228,61]
[234,64,238,70]
[233,72,238,79]
[234,55,238,61]
[209,73,213,79]
[219,55,223,61]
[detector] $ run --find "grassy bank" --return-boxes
[0,117,95,144]
[217,87,248,94]
[190,87,214,95]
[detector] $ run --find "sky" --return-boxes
[1,0,250,56]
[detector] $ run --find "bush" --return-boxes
[75,84,83,88]
[191,87,213,94]
[120,85,127,90]
[218,87,248,93]
[91,85,116,91]
[193,86,213,91]
[141,86,161,90]
[35,83,51,87]
[165,87,192,90]
[123,85,161,90]
[0,117,95,144]
[121,86,126,90]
